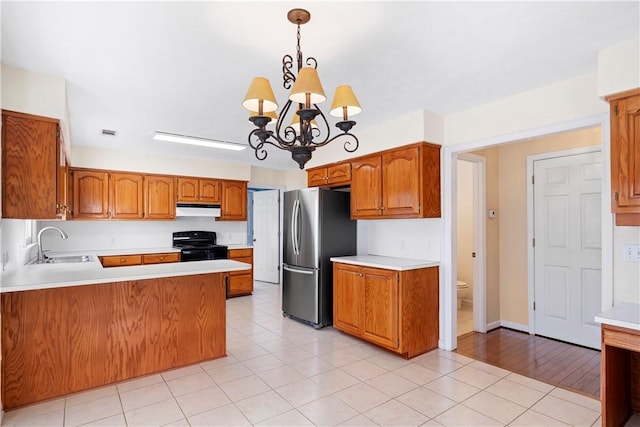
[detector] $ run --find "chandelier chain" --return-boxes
[296,23,302,72]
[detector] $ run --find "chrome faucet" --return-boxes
[37,226,69,263]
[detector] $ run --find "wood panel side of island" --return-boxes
[1,273,226,409]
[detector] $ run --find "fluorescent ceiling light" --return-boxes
[153,131,247,151]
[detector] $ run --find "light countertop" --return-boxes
[595,302,640,331]
[1,255,250,293]
[64,247,181,257]
[226,245,253,250]
[330,255,439,271]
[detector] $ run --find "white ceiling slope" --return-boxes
[2,1,638,170]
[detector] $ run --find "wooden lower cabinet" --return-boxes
[0,273,226,409]
[333,262,439,358]
[100,252,180,267]
[600,323,640,426]
[227,248,253,297]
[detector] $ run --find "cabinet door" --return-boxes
[382,147,421,217]
[219,180,247,221]
[56,136,69,220]
[72,170,110,219]
[333,263,362,335]
[611,93,640,214]
[176,177,199,202]
[327,162,351,186]
[351,155,383,218]
[110,173,144,219]
[307,167,328,187]
[2,111,58,219]
[145,175,175,219]
[199,179,221,203]
[361,267,399,349]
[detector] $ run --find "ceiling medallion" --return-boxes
[242,8,361,169]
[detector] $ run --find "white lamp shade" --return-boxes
[242,77,278,113]
[289,67,326,106]
[329,85,361,118]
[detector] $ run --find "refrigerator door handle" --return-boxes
[283,265,315,275]
[291,199,299,255]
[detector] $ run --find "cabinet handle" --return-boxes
[160,256,164,261]
[120,258,126,263]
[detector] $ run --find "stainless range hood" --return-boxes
[175,203,221,217]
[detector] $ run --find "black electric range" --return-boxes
[172,231,228,262]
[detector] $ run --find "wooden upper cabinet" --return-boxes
[176,177,199,202]
[72,169,110,219]
[219,180,247,221]
[110,172,144,219]
[608,89,640,225]
[307,162,351,188]
[145,175,176,220]
[351,155,383,217]
[383,147,421,217]
[2,110,59,219]
[199,179,221,203]
[350,143,441,219]
[176,177,220,203]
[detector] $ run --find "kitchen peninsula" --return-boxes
[1,256,250,409]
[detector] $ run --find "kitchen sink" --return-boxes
[44,255,93,264]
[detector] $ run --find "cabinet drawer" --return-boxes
[228,273,253,296]
[603,325,640,352]
[100,255,142,267]
[142,253,180,265]
[228,248,252,258]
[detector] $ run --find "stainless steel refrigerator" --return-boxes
[283,188,357,328]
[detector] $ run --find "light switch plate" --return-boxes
[623,244,640,262]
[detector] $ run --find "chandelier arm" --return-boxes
[310,131,360,152]
[248,129,269,160]
[305,57,317,69]
[282,54,296,90]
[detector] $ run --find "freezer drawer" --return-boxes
[282,264,319,325]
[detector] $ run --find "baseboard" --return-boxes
[485,320,529,333]
[498,320,529,333]
[486,320,501,331]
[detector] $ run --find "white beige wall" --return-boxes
[456,160,474,302]
[597,39,640,97]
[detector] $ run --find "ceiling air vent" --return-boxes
[101,129,117,136]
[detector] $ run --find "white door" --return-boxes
[533,151,602,349]
[253,190,280,283]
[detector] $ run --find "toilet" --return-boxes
[456,280,469,309]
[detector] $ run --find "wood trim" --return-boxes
[605,87,640,101]
[615,213,640,226]
[1,109,60,124]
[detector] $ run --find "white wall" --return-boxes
[73,146,251,181]
[365,218,441,261]
[0,219,33,276]
[1,64,72,156]
[597,39,640,97]
[37,218,247,253]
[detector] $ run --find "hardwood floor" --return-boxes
[456,328,601,399]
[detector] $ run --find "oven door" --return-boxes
[180,249,209,262]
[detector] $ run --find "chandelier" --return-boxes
[242,8,362,169]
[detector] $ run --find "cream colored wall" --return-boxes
[72,146,251,181]
[1,65,72,156]
[613,226,640,304]
[249,166,287,188]
[496,127,601,326]
[445,72,608,147]
[456,160,474,301]
[597,39,640,97]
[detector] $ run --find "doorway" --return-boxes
[442,115,613,351]
[248,187,282,284]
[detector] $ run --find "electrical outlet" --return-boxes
[623,244,640,262]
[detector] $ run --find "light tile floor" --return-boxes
[2,282,605,427]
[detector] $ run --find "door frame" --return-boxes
[456,153,487,334]
[248,183,285,285]
[441,113,613,351]
[526,145,603,339]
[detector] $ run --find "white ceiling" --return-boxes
[2,1,638,170]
